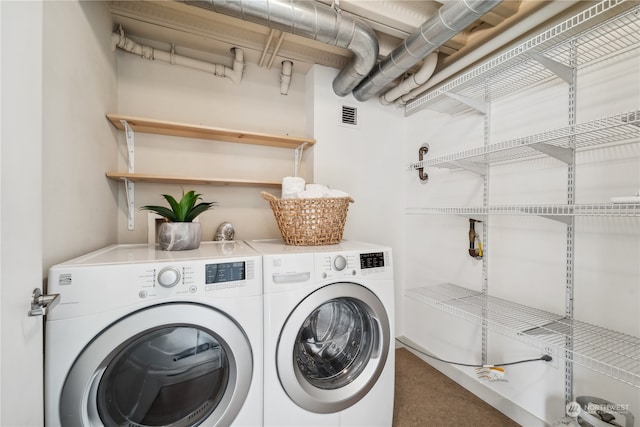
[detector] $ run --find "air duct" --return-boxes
[353,0,502,102]
[181,0,379,97]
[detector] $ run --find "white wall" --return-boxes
[114,41,310,243]
[306,65,406,333]
[1,2,44,424]
[42,1,118,269]
[114,48,407,331]
[403,43,640,425]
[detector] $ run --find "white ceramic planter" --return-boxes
[158,222,202,251]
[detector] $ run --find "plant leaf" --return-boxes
[141,190,215,222]
[185,202,217,222]
[162,194,181,215]
[139,205,178,222]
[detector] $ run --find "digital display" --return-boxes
[360,252,385,269]
[205,262,245,284]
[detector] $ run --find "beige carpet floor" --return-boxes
[393,348,521,426]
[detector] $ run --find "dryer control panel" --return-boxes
[315,249,392,281]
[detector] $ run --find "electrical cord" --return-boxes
[396,337,552,368]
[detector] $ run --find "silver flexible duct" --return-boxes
[181,0,379,97]
[352,0,502,102]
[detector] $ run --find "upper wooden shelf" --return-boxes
[106,172,281,188]
[107,114,316,149]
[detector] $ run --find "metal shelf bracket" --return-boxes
[124,178,135,231]
[449,160,488,176]
[529,142,573,164]
[443,92,487,115]
[540,214,572,224]
[294,142,307,177]
[528,53,575,84]
[121,120,136,230]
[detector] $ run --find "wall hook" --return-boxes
[468,219,483,259]
[418,143,429,182]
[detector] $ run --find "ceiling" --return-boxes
[108,1,579,101]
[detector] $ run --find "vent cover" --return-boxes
[340,105,359,128]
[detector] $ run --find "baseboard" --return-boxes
[395,336,547,427]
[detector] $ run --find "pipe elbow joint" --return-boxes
[333,23,379,97]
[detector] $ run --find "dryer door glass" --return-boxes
[96,326,228,427]
[295,297,374,390]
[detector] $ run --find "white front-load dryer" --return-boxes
[45,241,262,427]
[247,239,395,427]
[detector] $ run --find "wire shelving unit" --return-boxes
[403,0,640,402]
[408,111,640,172]
[405,1,640,116]
[406,283,640,388]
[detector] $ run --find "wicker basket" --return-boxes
[261,191,354,245]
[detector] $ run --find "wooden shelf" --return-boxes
[107,114,315,149]
[106,172,281,188]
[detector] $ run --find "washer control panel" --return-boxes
[134,258,259,301]
[157,266,181,288]
[46,243,263,319]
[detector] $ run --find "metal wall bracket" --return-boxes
[121,120,136,230]
[125,178,135,231]
[28,288,59,317]
[540,214,573,224]
[530,142,573,164]
[449,160,488,176]
[528,52,574,84]
[443,92,487,115]
[294,142,307,177]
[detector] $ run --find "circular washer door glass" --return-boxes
[294,297,374,390]
[96,326,228,427]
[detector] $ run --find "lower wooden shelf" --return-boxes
[106,172,281,188]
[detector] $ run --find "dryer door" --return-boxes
[276,282,390,413]
[60,303,252,427]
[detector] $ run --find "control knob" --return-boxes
[333,255,347,271]
[157,267,181,288]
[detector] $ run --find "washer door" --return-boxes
[60,303,252,427]
[276,283,390,413]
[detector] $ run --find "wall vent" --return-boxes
[340,105,359,128]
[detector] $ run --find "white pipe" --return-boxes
[280,60,293,95]
[379,52,438,105]
[111,29,244,84]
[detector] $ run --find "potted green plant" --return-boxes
[141,190,217,251]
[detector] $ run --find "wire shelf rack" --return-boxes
[405,203,640,219]
[408,111,640,171]
[405,1,640,116]
[406,283,640,388]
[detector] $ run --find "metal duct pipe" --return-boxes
[181,0,379,97]
[353,0,502,102]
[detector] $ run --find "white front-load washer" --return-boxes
[247,239,395,427]
[45,241,262,427]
